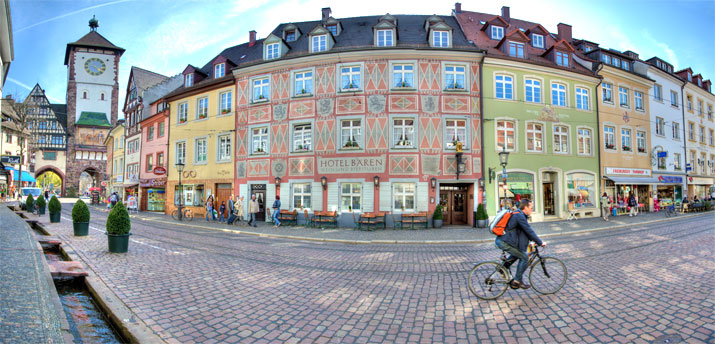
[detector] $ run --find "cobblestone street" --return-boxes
[42,204,714,343]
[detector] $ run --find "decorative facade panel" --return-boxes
[389,95,419,112]
[289,100,315,118]
[247,159,270,177]
[389,155,419,175]
[336,96,365,114]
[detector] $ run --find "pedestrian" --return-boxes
[272,196,281,228]
[628,192,638,217]
[235,196,244,225]
[227,195,236,225]
[205,195,216,222]
[601,192,610,221]
[247,194,259,227]
[218,201,227,223]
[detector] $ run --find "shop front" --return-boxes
[497,172,535,211]
[653,175,685,208]
[140,177,167,212]
[603,167,655,213]
[687,177,715,200]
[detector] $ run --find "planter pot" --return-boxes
[477,219,489,228]
[433,219,443,228]
[107,233,131,253]
[38,207,45,215]
[73,222,89,236]
[49,212,60,223]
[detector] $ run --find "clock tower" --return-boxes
[64,16,125,195]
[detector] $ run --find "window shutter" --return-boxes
[362,182,374,212]
[266,184,275,222]
[379,181,392,211]
[239,184,248,212]
[327,182,339,212]
[312,182,323,211]
[416,182,429,212]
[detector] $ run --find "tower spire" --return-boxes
[89,15,98,31]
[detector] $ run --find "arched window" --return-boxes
[100,93,105,100]
[82,91,88,99]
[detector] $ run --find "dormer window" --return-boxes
[214,63,225,78]
[185,74,193,87]
[509,42,525,58]
[377,30,393,47]
[433,31,449,47]
[326,24,337,35]
[601,54,610,64]
[312,35,327,52]
[687,72,692,81]
[556,51,569,67]
[266,43,280,59]
[532,34,544,48]
[584,45,592,52]
[285,31,296,41]
[698,79,702,87]
[621,62,629,71]
[491,26,504,40]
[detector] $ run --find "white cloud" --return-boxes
[642,30,679,70]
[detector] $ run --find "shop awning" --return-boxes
[605,176,659,185]
[4,166,37,183]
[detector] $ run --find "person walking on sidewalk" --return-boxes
[227,195,236,225]
[235,196,245,225]
[601,192,610,221]
[206,195,216,222]
[494,199,547,290]
[247,194,259,227]
[218,201,227,223]
[272,196,281,228]
[628,192,638,217]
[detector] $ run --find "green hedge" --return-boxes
[26,194,34,210]
[36,195,46,209]
[48,196,61,214]
[476,203,488,220]
[72,200,90,222]
[433,204,444,220]
[106,201,131,235]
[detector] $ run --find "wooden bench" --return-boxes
[277,209,298,226]
[312,211,338,228]
[356,212,388,231]
[402,212,429,229]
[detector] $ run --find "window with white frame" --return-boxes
[218,134,231,161]
[688,122,695,141]
[220,91,232,114]
[252,127,268,154]
[656,148,666,169]
[602,83,613,103]
[266,43,279,59]
[495,74,513,100]
[670,91,678,107]
[292,183,311,209]
[341,183,362,211]
[525,79,541,103]
[621,128,632,151]
[635,91,644,110]
[393,64,414,88]
[619,87,629,107]
[294,71,313,95]
[293,124,312,151]
[253,77,269,101]
[195,138,207,163]
[553,125,569,153]
[496,120,515,151]
[578,128,592,155]
[709,104,713,120]
[689,151,695,171]
[556,52,569,67]
[508,41,525,58]
[175,141,186,164]
[185,74,193,87]
[197,97,208,120]
[214,63,225,78]
[393,183,415,211]
[526,122,542,152]
[687,95,692,111]
[146,155,153,171]
[699,126,705,143]
[393,119,415,148]
[674,153,681,170]
[601,54,610,64]
[710,129,714,145]
[532,34,544,48]
[445,119,467,149]
[148,126,154,141]
[341,119,361,148]
[491,25,504,40]
[444,65,465,90]
[655,117,665,136]
[340,66,361,90]
[654,84,662,101]
[178,103,188,124]
[433,31,449,47]
[576,87,589,110]
[673,122,680,139]
[552,83,566,107]
[312,35,327,52]
[698,100,704,115]
[377,30,393,47]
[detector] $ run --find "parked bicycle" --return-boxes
[468,242,567,300]
[171,207,193,222]
[664,204,678,218]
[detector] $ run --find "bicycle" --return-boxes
[664,204,678,218]
[171,207,193,222]
[468,242,567,300]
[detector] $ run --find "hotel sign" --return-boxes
[317,155,386,174]
[605,167,651,176]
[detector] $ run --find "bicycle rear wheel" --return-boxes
[184,210,193,222]
[171,210,180,221]
[468,262,509,300]
[529,256,567,294]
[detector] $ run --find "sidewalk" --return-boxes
[0,205,68,343]
[92,203,710,244]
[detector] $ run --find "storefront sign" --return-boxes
[153,166,167,175]
[605,167,651,176]
[1,155,20,164]
[317,155,386,174]
[689,177,715,185]
[657,176,683,184]
[140,178,167,188]
[101,181,107,186]
[657,151,667,158]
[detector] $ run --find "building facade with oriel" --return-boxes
[232,9,484,226]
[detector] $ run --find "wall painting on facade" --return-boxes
[247,159,270,177]
[316,66,336,95]
[389,95,419,112]
[442,96,470,113]
[289,100,315,118]
[365,62,388,91]
[248,105,271,123]
[317,98,334,117]
[418,62,441,90]
[76,127,109,146]
[419,117,442,150]
[271,124,289,154]
[289,158,314,176]
[390,155,419,175]
[365,117,389,150]
[421,95,438,114]
[336,96,365,115]
[315,120,336,152]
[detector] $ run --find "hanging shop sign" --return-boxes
[605,167,651,176]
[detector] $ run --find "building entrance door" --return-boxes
[251,184,266,222]
[543,183,555,215]
[439,184,468,225]
[215,183,232,218]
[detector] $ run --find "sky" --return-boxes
[6,0,715,116]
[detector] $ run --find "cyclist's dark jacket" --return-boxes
[501,210,543,252]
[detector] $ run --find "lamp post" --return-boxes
[175,162,185,221]
[498,146,510,210]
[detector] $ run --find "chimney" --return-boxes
[322,7,332,21]
[557,23,572,43]
[455,2,462,13]
[248,30,256,47]
[501,6,510,23]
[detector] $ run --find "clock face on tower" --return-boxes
[84,57,106,76]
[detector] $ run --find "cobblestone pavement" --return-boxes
[39,202,715,343]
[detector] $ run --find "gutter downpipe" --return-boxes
[680,80,688,198]
[478,50,486,221]
[594,62,605,214]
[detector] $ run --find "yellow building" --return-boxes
[166,69,235,218]
[104,121,125,197]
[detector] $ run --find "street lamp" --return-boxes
[275,177,281,187]
[175,162,185,221]
[498,146,510,210]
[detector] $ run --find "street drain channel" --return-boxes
[43,246,126,343]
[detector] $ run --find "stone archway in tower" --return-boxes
[35,167,65,197]
[78,168,103,197]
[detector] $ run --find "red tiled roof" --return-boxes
[64,31,124,65]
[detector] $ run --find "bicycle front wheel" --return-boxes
[529,256,567,294]
[184,210,193,222]
[468,262,509,300]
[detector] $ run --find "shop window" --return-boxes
[341,183,362,211]
[498,172,534,209]
[174,184,204,207]
[393,183,415,211]
[567,173,595,207]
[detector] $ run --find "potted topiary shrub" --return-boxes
[48,196,61,223]
[433,204,444,228]
[36,195,46,215]
[72,199,90,235]
[476,203,489,228]
[25,194,35,212]
[106,201,131,253]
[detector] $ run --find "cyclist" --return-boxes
[495,199,547,290]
